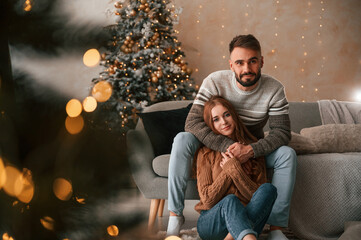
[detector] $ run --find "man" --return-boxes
[167,34,297,240]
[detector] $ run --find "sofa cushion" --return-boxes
[265,131,317,154]
[300,124,361,153]
[138,104,192,156]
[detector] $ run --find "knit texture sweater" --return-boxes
[194,147,267,213]
[185,70,291,157]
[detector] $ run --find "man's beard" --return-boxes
[235,69,262,87]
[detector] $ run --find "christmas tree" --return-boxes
[91,0,196,133]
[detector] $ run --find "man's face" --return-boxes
[229,47,264,90]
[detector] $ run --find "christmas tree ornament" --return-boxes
[130,9,137,16]
[114,2,123,8]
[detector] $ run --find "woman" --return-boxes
[195,96,277,240]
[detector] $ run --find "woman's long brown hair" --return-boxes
[192,96,257,178]
[203,96,257,144]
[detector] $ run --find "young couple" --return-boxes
[166,34,297,240]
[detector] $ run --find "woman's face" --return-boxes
[211,104,236,138]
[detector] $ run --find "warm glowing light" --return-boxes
[315,88,318,92]
[83,49,100,67]
[53,178,73,201]
[40,216,55,231]
[355,91,361,102]
[2,233,14,240]
[107,225,119,236]
[66,99,82,117]
[82,96,97,112]
[76,197,86,204]
[65,115,84,135]
[3,166,22,197]
[304,52,308,56]
[17,168,34,203]
[92,81,112,102]
[24,0,32,11]
[0,157,5,189]
[165,236,182,240]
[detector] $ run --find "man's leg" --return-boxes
[265,146,297,239]
[167,132,200,236]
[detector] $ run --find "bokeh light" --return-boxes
[165,236,182,240]
[3,166,22,197]
[16,169,35,203]
[65,115,84,135]
[66,99,82,117]
[83,49,100,67]
[0,157,6,189]
[91,81,112,102]
[40,216,55,231]
[2,233,14,240]
[354,90,361,102]
[82,96,97,112]
[53,178,73,201]
[107,225,119,237]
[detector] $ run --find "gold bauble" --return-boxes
[145,7,150,13]
[152,76,158,83]
[101,53,106,60]
[114,2,123,8]
[180,59,185,65]
[181,65,187,71]
[139,4,145,10]
[121,45,126,52]
[147,41,152,46]
[127,43,133,48]
[174,58,180,63]
[126,36,131,41]
[156,71,163,78]
[124,40,129,45]
[141,0,146,3]
[186,68,193,74]
[130,10,137,16]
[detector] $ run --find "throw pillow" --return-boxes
[300,124,361,153]
[265,131,316,155]
[138,104,192,156]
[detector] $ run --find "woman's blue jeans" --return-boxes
[197,183,277,240]
[168,132,297,227]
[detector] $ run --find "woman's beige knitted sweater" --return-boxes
[195,147,267,213]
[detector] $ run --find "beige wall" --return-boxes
[173,0,361,102]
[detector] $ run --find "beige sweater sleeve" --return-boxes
[196,150,233,209]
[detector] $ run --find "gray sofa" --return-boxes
[126,100,361,239]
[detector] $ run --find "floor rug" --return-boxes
[157,225,300,240]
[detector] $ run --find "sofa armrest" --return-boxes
[126,129,158,195]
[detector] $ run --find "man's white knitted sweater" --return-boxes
[185,70,291,157]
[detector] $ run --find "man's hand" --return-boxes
[227,142,254,162]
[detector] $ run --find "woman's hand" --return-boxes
[220,151,234,168]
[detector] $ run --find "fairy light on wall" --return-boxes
[272,0,280,72]
[221,0,226,60]
[316,0,326,98]
[244,1,250,33]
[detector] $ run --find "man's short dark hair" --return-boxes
[229,34,261,54]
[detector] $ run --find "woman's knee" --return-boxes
[259,183,278,200]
